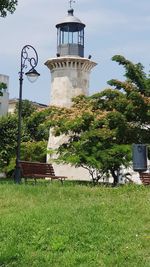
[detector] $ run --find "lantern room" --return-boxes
[56,8,85,57]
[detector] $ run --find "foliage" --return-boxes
[107,55,150,145]
[3,157,16,178]
[48,56,150,185]
[0,55,149,185]
[15,99,36,120]
[0,82,7,96]
[0,0,18,17]
[14,100,50,142]
[0,115,18,169]
[0,103,49,174]
[0,183,149,267]
[48,97,132,185]
[108,55,150,96]
[20,141,47,162]
[26,108,50,141]
[4,141,47,177]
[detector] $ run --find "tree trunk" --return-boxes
[111,169,119,186]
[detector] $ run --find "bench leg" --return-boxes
[60,178,64,185]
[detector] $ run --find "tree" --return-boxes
[48,56,150,185]
[15,99,36,120]
[0,114,18,169]
[0,0,18,17]
[107,55,150,141]
[108,55,150,97]
[48,96,131,185]
[21,141,47,163]
[14,100,50,142]
[0,104,49,175]
[26,108,50,141]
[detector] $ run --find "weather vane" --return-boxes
[69,0,76,9]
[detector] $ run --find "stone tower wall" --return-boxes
[45,57,97,107]
[45,57,97,180]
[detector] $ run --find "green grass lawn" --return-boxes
[0,181,150,267]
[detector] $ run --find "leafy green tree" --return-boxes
[14,100,38,142]
[15,100,50,142]
[48,96,131,185]
[26,108,50,141]
[4,140,47,178]
[15,99,36,120]
[0,114,18,169]
[108,55,150,97]
[0,0,18,17]
[107,55,150,142]
[0,103,49,175]
[20,141,47,162]
[48,56,150,185]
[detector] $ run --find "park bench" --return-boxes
[19,161,67,184]
[139,172,150,185]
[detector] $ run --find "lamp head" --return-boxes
[25,68,40,83]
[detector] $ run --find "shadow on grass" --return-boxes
[0,177,114,188]
[0,178,14,184]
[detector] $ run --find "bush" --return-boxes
[20,141,47,162]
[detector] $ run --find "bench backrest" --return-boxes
[139,172,150,185]
[19,161,55,176]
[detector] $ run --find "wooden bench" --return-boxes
[19,161,67,184]
[139,172,150,185]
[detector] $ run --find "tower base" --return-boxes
[47,131,91,181]
[50,162,91,181]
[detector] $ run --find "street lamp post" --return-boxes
[14,45,40,183]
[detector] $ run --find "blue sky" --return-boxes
[0,0,150,105]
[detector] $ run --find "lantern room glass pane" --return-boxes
[58,29,84,45]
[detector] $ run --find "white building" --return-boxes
[0,74,9,116]
[8,98,48,114]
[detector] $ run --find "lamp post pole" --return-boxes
[14,45,40,183]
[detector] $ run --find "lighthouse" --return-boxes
[45,3,97,180]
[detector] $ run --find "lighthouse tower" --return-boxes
[45,3,97,180]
